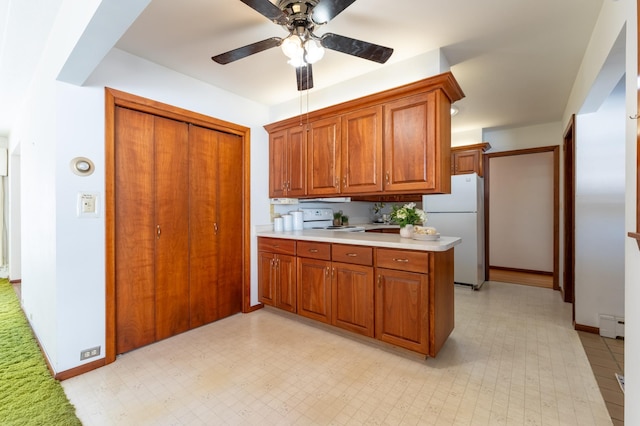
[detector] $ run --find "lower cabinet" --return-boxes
[332,262,374,337]
[258,238,296,313]
[297,241,332,323]
[331,244,374,337]
[259,237,454,357]
[375,268,429,354]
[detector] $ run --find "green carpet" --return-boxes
[0,279,82,426]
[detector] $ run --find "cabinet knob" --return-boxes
[347,253,357,257]
[377,275,382,288]
[325,266,330,276]
[309,249,319,253]
[393,258,409,263]
[156,225,161,239]
[385,172,390,184]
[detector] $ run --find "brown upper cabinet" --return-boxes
[451,142,491,177]
[269,126,307,198]
[265,72,464,198]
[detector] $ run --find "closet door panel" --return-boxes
[217,131,243,318]
[115,107,156,354]
[154,116,190,341]
[189,125,219,327]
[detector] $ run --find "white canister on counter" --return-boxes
[282,214,293,231]
[273,217,284,232]
[290,210,303,230]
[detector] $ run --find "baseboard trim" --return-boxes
[245,303,264,313]
[575,323,599,334]
[489,265,553,276]
[55,358,106,381]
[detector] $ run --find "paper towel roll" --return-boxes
[290,210,303,230]
[282,214,293,231]
[274,217,284,232]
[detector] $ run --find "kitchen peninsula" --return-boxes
[257,229,460,357]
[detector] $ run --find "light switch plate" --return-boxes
[77,192,99,218]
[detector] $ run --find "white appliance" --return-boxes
[300,208,365,232]
[423,173,485,289]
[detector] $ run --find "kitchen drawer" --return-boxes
[258,237,296,255]
[375,248,429,273]
[332,244,373,266]
[297,241,331,260]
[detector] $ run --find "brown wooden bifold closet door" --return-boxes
[153,116,190,341]
[115,108,243,355]
[214,130,243,318]
[115,107,156,354]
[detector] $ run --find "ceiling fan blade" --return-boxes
[212,37,282,64]
[320,33,393,64]
[240,0,287,24]
[296,64,314,91]
[311,0,357,24]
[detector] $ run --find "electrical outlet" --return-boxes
[80,346,101,360]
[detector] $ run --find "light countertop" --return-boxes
[257,228,461,252]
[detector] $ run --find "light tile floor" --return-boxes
[62,281,612,425]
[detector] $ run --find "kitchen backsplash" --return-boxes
[272,201,422,225]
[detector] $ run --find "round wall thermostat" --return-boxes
[70,157,95,176]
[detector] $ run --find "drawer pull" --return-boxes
[393,258,409,263]
[309,249,319,253]
[346,253,358,257]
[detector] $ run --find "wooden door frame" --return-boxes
[562,116,576,317]
[484,146,560,290]
[104,88,252,364]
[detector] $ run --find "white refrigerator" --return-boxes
[423,173,485,289]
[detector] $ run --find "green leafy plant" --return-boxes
[390,203,427,227]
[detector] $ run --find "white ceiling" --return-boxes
[0,0,604,137]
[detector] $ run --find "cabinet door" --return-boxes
[341,106,383,194]
[297,257,332,323]
[287,126,307,197]
[269,129,287,198]
[258,251,277,306]
[307,116,341,196]
[375,268,429,354]
[332,262,374,337]
[276,254,297,313]
[453,149,481,175]
[383,92,438,192]
[154,116,190,342]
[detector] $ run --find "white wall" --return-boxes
[12,33,272,372]
[562,0,636,421]
[483,122,563,151]
[489,152,555,272]
[574,79,626,328]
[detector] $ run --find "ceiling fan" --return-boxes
[212,0,394,91]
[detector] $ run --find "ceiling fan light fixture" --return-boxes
[281,34,302,59]
[281,32,324,67]
[303,38,324,64]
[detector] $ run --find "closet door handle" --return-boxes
[156,225,161,239]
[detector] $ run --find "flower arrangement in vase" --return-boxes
[390,203,427,237]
